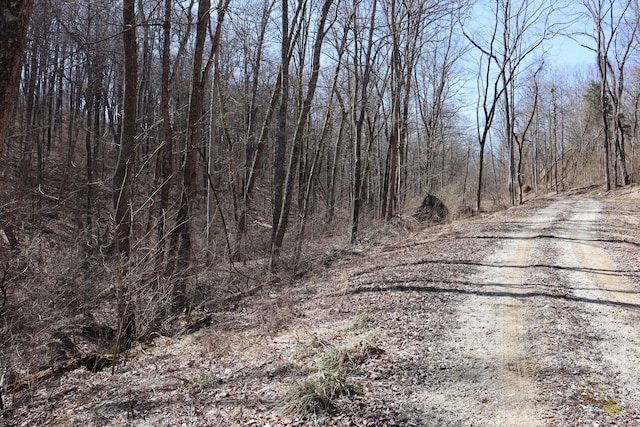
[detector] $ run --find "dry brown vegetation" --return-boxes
[0,172,494,425]
[3,0,640,424]
[0,139,452,413]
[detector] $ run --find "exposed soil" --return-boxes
[4,188,640,426]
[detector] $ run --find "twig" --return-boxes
[0,366,7,411]
[37,185,60,202]
[0,261,8,315]
[7,353,114,393]
[195,283,264,313]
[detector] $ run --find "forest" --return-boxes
[1,0,640,405]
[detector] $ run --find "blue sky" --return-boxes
[546,34,595,69]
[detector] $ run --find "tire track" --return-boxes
[553,198,640,421]
[421,197,640,425]
[421,202,568,426]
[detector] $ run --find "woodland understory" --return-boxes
[3,0,640,416]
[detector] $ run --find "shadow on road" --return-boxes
[340,273,640,312]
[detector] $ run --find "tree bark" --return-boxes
[293,23,347,269]
[599,51,611,191]
[0,0,34,159]
[235,0,275,245]
[351,0,377,244]
[271,0,290,261]
[114,0,138,259]
[172,0,211,308]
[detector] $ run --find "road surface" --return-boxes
[422,197,640,425]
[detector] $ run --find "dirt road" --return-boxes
[421,197,640,425]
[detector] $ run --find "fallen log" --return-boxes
[7,353,114,393]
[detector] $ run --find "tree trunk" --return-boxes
[234,0,274,246]
[239,71,282,241]
[600,65,611,191]
[172,0,210,309]
[170,0,229,309]
[327,108,345,224]
[270,0,333,271]
[350,0,377,244]
[294,41,346,269]
[271,0,290,267]
[157,0,174,268]
[113,0,138,352]
[0,0,34,159]
[114,0,137,260]
[476,141,485,212]
[616,115,630,184]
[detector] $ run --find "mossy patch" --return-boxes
[603,399,623,416]
[578,390,624,417]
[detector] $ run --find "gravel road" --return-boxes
[421,197,640,426]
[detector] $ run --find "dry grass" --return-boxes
[281,369,364,416]
[281,337,383,418]
[199,329,232,358]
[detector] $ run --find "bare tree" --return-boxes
[233,0,276,245]
[414,14,466,196]
[606,0,636,185]
[270,0,335,271]
[112,0,137,352]
[463,0,557,209]
[514,64,543,203]
[170,0,229,308]
[156,0,174,267]
[270,0,292,271]
[113,0,137,259]
[350,0,378,243]
[463,6,507,212]
[581,0,637,188]
[293,4,349,269]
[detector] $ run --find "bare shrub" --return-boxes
[260,293,295,336]
[0,228,114,386]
